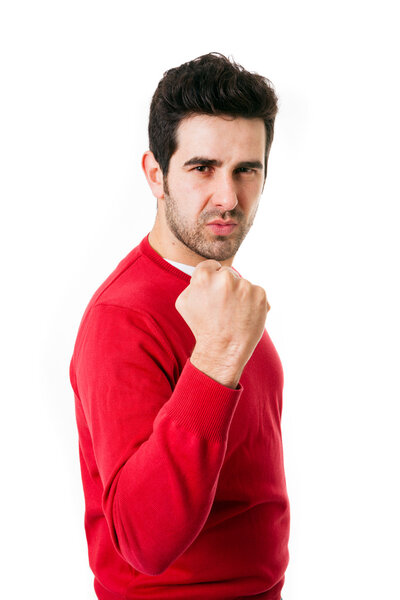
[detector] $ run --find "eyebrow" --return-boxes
[183,156,264,170]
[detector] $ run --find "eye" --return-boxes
[193,166,211,173]
[236,167,255,174]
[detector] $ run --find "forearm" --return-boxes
[110,409,226,574]
[101,360,241,575]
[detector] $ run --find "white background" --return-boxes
[1,1,399,598]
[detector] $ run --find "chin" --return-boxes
[198,243,239,262]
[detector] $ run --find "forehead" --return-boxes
[174,114,266,158]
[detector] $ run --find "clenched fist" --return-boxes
[175,260,270,388]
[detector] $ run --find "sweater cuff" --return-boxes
[163,358,243,443]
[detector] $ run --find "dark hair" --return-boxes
[148,52,279,180]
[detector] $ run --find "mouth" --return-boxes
[206,220,238,236]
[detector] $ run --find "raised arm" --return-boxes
[72,260,269,576]
[73,303,242,575]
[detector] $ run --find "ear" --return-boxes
[141,151,165,199]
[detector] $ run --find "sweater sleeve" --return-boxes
[73,303,242,576]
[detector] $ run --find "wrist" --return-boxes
[190,346,243,389]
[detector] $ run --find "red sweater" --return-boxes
[70,234,290,600]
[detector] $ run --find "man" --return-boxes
[70,52,290,600]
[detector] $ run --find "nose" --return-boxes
[211,174,238,211]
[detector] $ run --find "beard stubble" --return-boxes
[162,183,258,262]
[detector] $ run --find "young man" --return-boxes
[70,52,290,600]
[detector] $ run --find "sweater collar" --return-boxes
[139,233,192,282]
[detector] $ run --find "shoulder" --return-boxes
[79,235,189,317]
[71,235,195,374]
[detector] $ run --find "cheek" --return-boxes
[171,175,205,198]
[179,180,209,211]
[245,197,261,220]
[183,177,207,196]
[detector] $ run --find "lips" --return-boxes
[206,220,237,236]
[208,220,237,226]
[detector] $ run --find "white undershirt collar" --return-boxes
[164,259,196,277]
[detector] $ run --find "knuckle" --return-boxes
[195,259,221,272]
[239,278,251,291]
[220,267,233,278]
[260,289,268,303]
[254,284,266,298]
[192,268,208,284]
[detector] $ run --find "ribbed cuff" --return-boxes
[163,359,243,442]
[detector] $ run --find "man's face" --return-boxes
[160,114,266,265]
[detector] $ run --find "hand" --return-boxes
[175,260,270,388]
